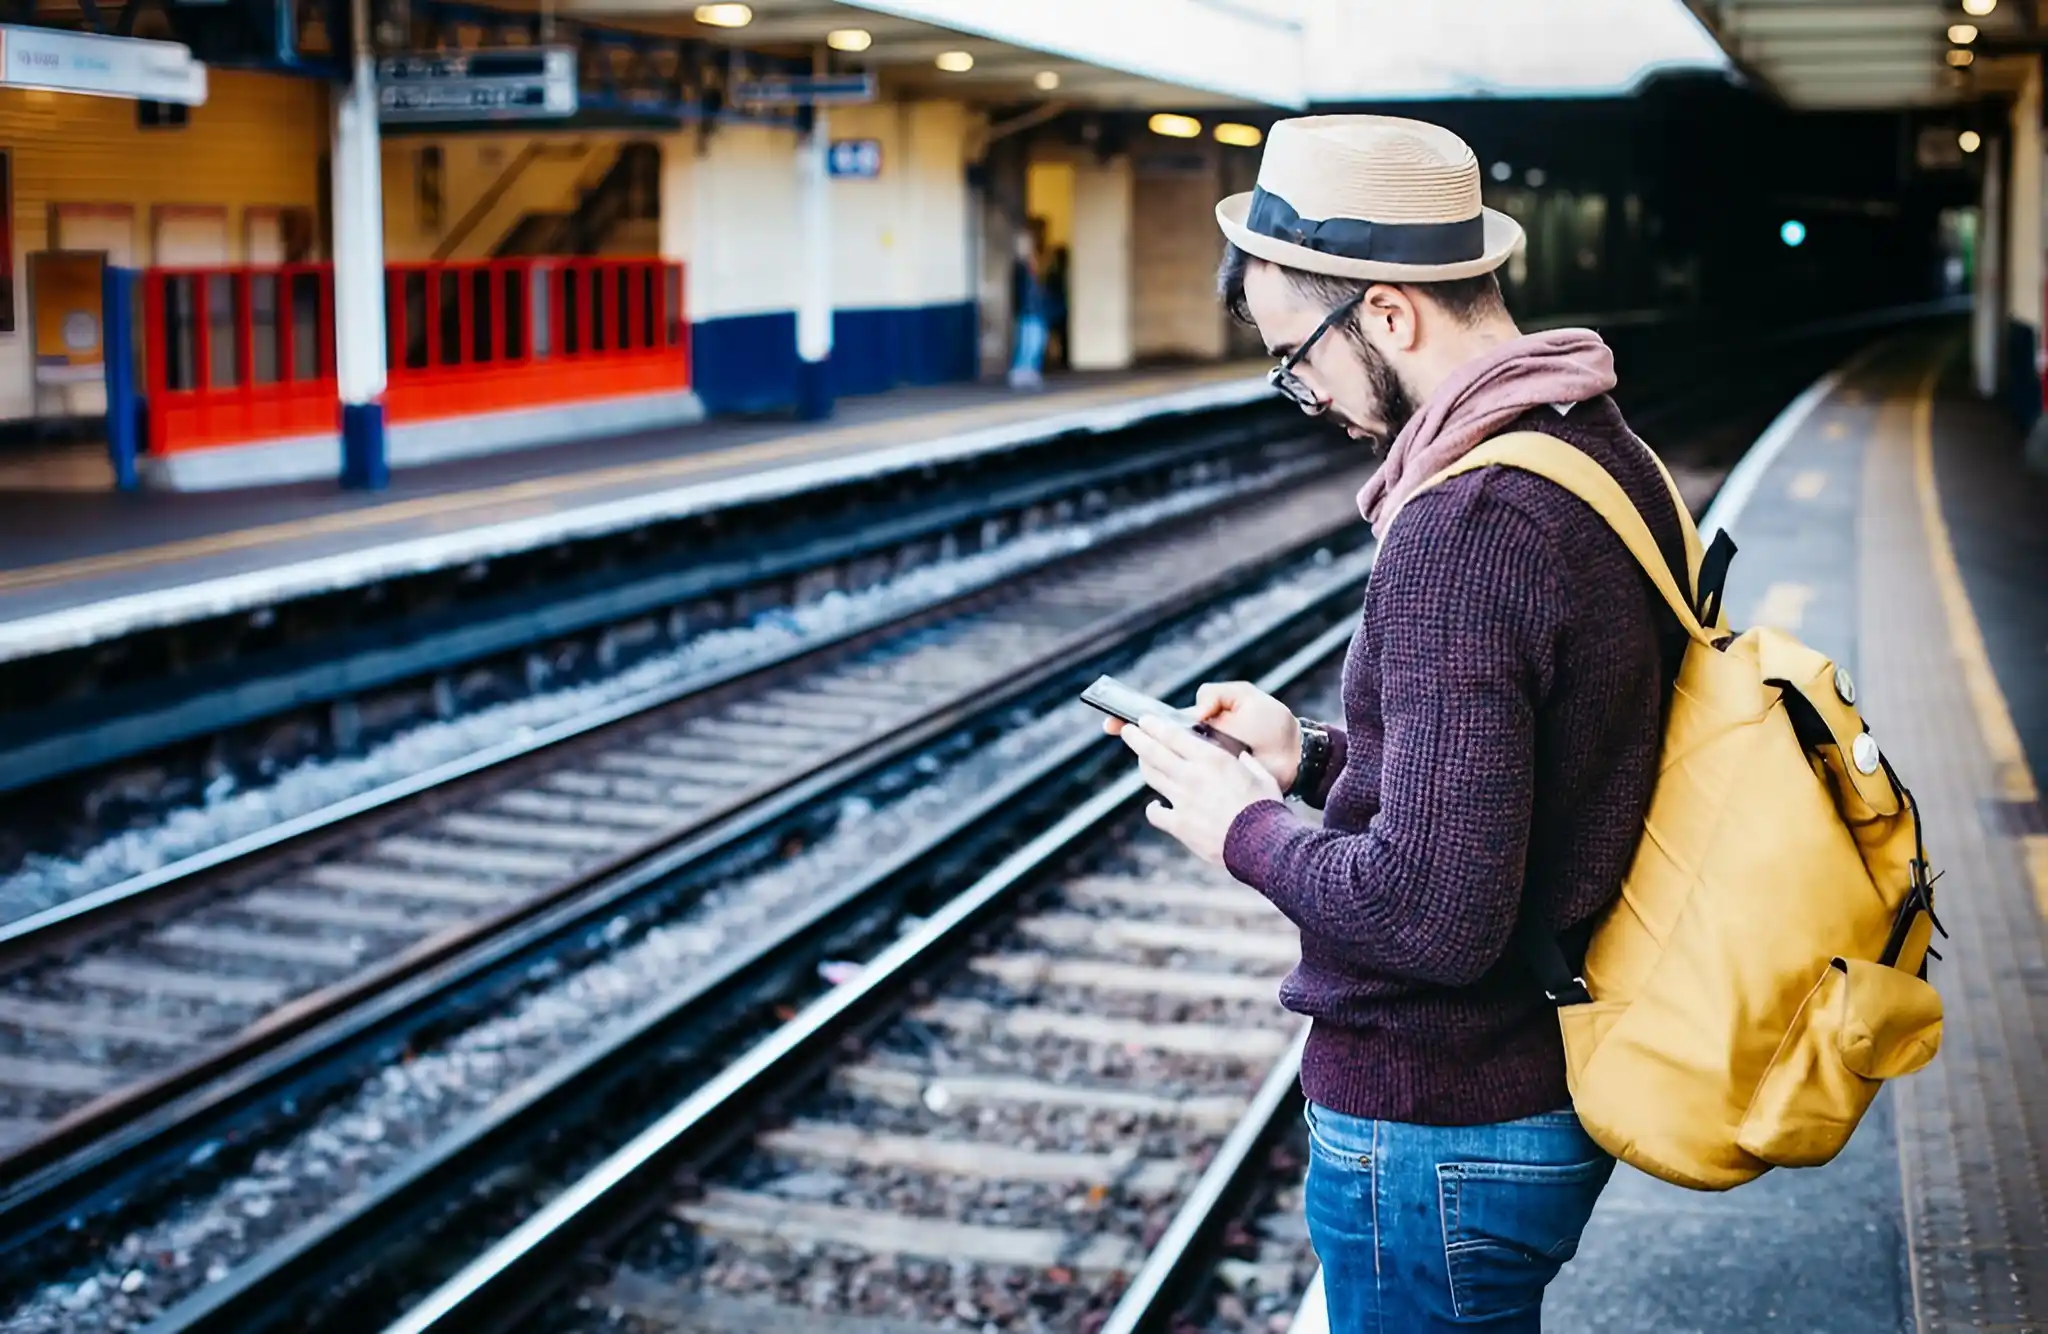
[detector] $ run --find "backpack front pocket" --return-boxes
[1736,957,1943,1168]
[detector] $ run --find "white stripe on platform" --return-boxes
[1697,337,1892,545]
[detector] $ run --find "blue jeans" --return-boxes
[1304,1101,1614,1331]
[1011,313,1047,379]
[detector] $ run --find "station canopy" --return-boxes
[1691,0,2038,109]
[558,0,1733,110]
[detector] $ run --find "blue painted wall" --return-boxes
[691,302,976,416]
[691,311,800,417]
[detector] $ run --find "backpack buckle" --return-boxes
[1546,977,1593,1006]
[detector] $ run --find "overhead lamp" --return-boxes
[1780,219,1806,248]
[936,50,974,72]
[1960,129,1983,152]
[827,28,872,52]
[1489,161,1512,182]
[1948,22,1978,42]
[1213,122,1262,147]
[693,2,751,27]
[1034,70,1060,91]
[1149,113,1201,139]
[1962,0,1995,15]
[1948,47,1976,66]
[1525,167,1548,188]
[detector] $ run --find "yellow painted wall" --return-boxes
[1026,160,1075,254]
[0,70,329,422]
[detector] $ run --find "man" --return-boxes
[1113,115,1691,1330]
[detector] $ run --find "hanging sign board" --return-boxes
[826,138,882,178]
[30,250,107,385]
[0,26,206,104]
[732,72,875,106]
[378,46,578,122]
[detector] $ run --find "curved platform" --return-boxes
[1287,327,2048,1333]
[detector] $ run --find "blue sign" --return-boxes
[828,139,883,179]
[378,46,578,122]
[732,72,876,106]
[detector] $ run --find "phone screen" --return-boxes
[1079,675,1249,756]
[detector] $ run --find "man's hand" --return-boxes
[1101,680,1302,792]
[1119,714,1284,866]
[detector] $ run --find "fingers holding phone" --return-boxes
[1192,681,1303,791]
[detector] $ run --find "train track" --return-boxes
[370,622,1355,1334]
[0,461,1378,1332]
[0,411,1310,889]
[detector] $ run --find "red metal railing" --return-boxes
[143,264,338,453]
[142,257,689,454]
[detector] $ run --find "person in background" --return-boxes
[1109,114,1690,1331]
[1009,229,1047,390]
[1044,245,1071,371]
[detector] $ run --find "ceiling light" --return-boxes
[827,28,871,52]
[1960,129,1983,152]
[935,50,974,72]
[693,2,751,27]
[1149,113,1201,139]
[1034,70,1060,91]
[1213,123,1262,148]
[1525,167,1547,188]
[1948,48,1976,66]
[1489,161,1512,182]
[1948,22,1978,42]
[1962,0,1995,15]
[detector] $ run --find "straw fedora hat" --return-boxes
[1216,115,1523,283]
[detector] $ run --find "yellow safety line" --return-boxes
[0,366,1251,595]
[1910,363,2042,808]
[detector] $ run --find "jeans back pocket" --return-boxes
[1436,1156,1614,1319]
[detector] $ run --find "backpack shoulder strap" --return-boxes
[1418,431,1714,647]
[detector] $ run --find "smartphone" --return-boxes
[1080,674,1250,757]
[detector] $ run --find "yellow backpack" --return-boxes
[1420,431,1946,1191]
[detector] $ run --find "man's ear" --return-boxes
[1361,284,1422,352]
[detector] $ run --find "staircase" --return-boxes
[432,142,613,262]
[494,142,662,258]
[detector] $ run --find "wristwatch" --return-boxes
[1288,718,1333,801]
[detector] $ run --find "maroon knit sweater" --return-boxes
[1222,396,1689,1126]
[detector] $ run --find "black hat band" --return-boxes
[1246,186,1484,265]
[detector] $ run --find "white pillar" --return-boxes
[796,106,834,419]
[1974,133,2005,401]
[2005,61,2042,403]
[1069,154,1134,371]
[333,0,389,488]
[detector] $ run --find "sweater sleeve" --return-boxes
[1222,485,1567,987]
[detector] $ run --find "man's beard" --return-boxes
[1330,337,1416,458]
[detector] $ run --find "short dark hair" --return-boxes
[1217,241,1505,333]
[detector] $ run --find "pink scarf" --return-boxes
[1358,328,1618,530]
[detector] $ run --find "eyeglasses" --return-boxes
[1268,294,1363,415]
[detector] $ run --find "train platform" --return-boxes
[0,360,1266,665]
[1289,327,2048,1333]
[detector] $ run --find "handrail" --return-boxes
[432,142,592,263]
